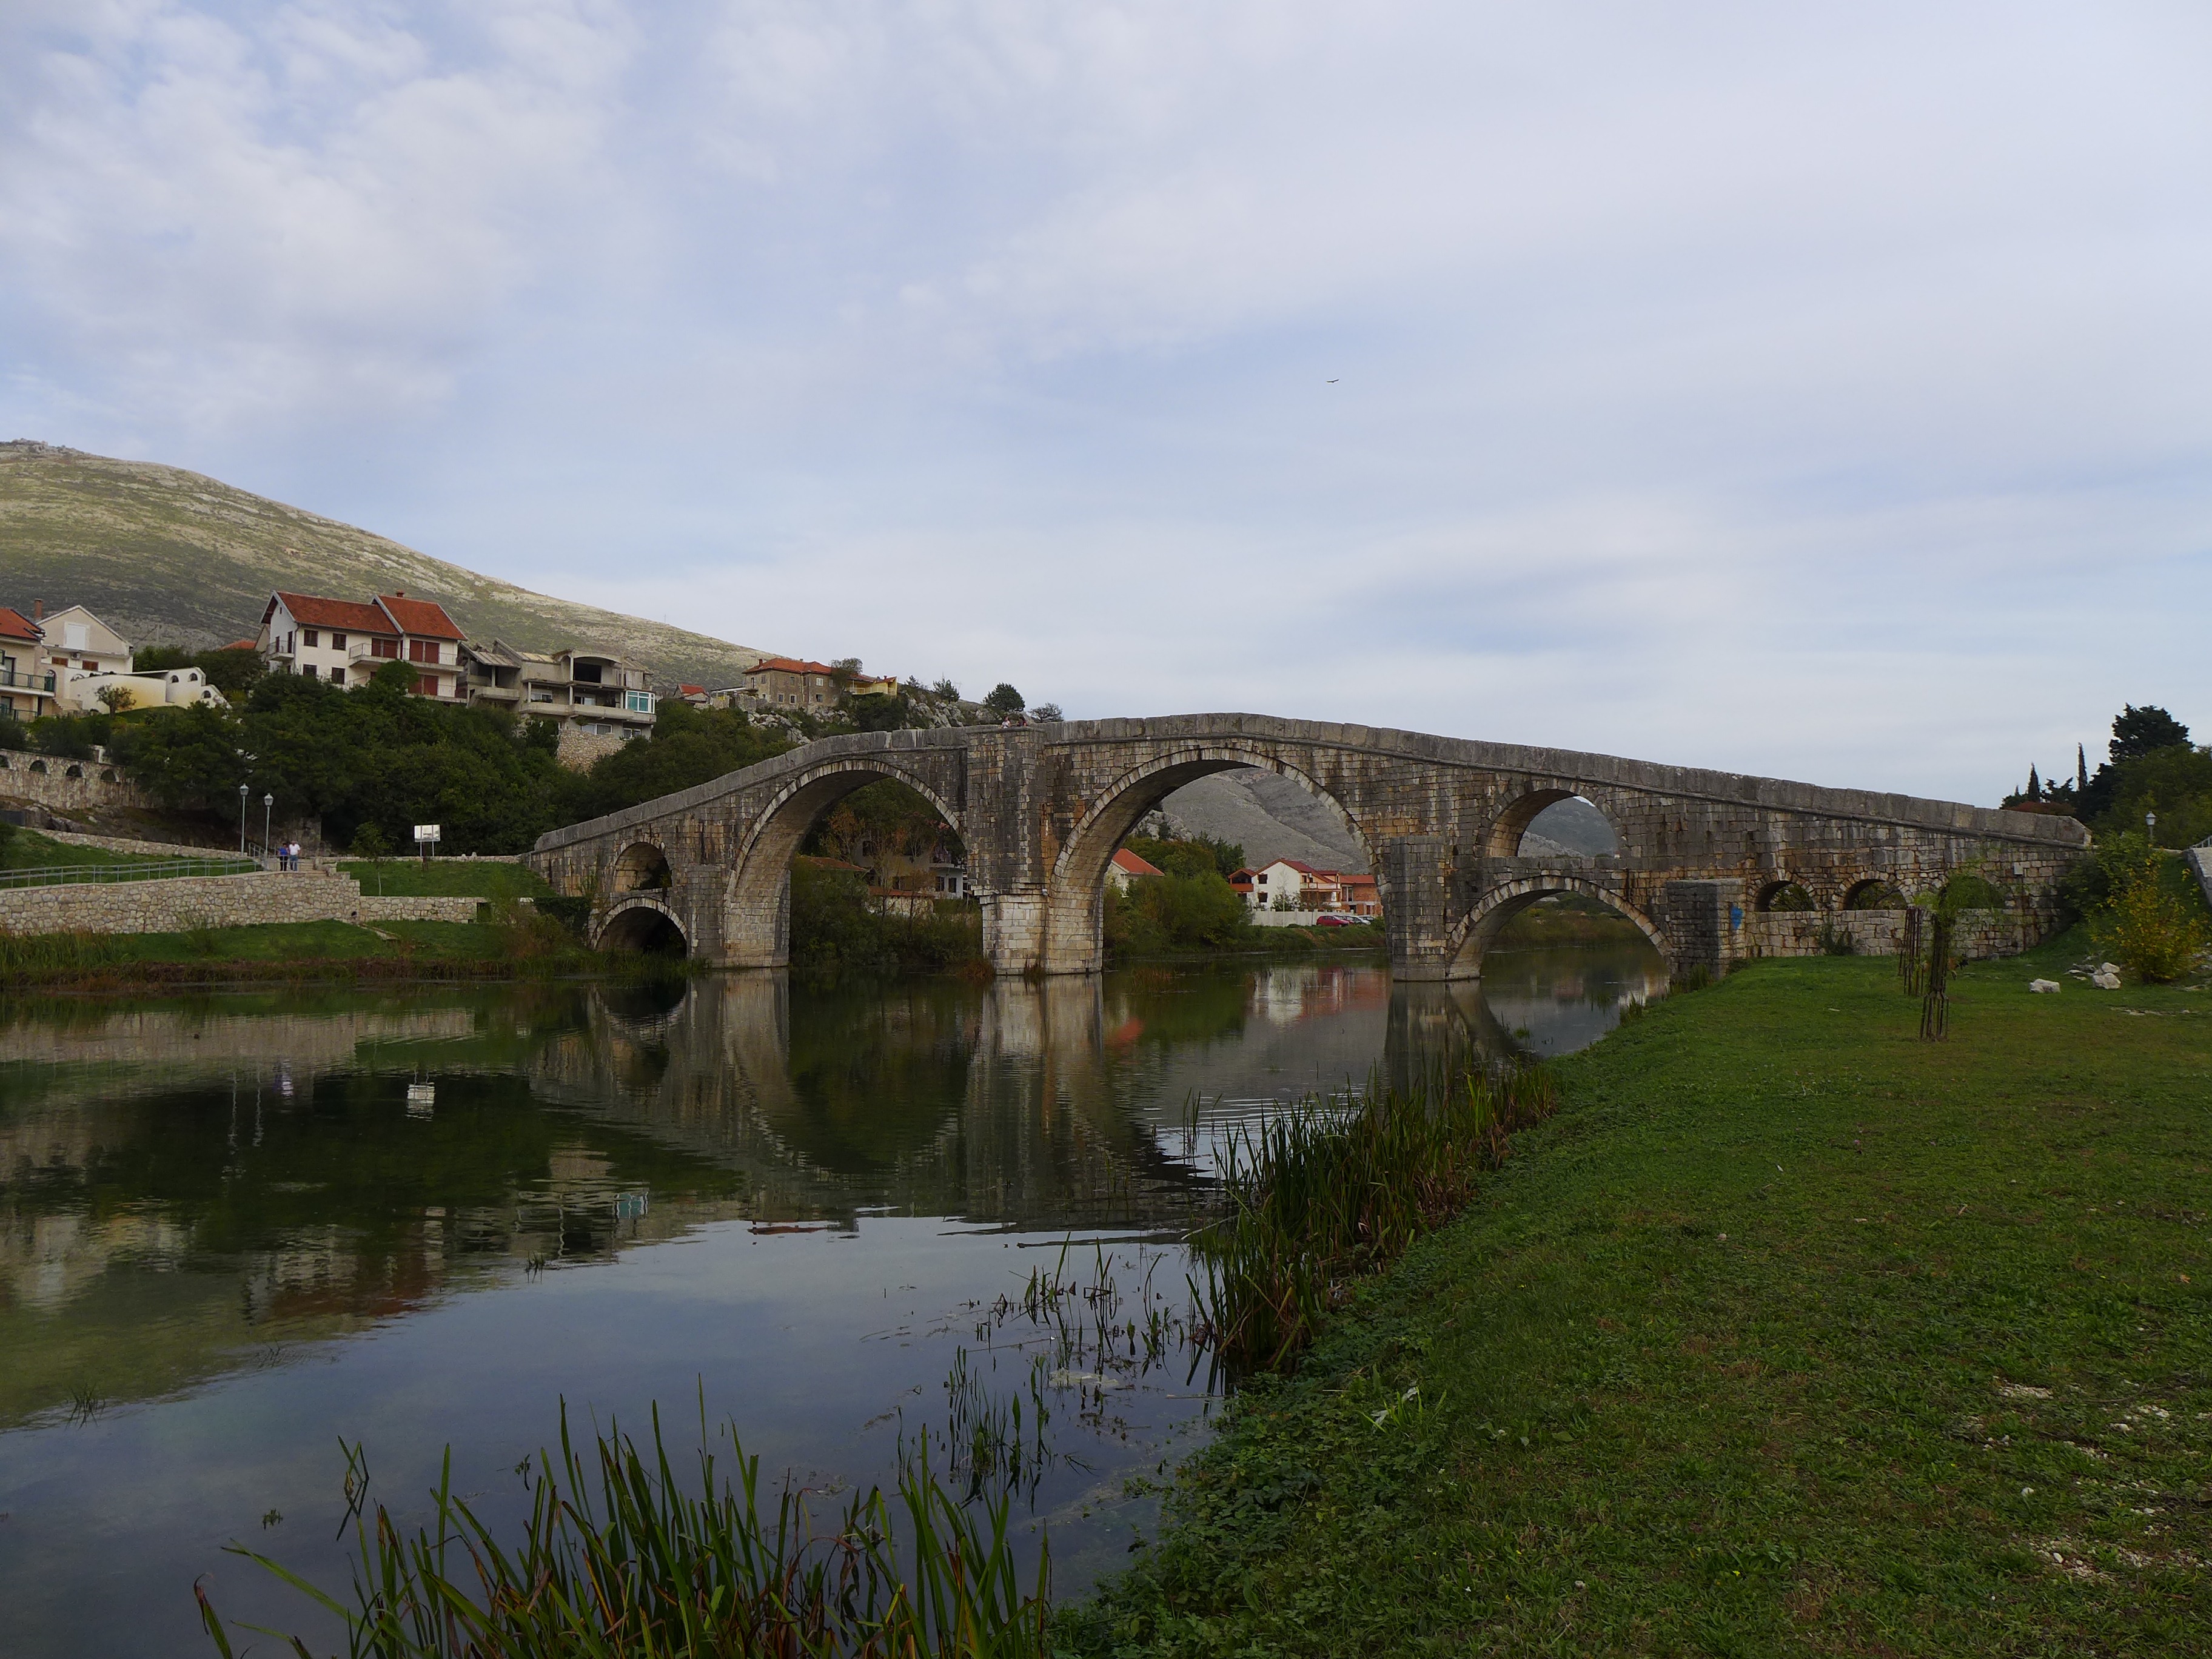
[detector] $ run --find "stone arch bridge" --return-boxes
[528,715,2087,980]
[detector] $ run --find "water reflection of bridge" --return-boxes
[0,960,1658,1429]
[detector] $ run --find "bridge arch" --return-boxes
[1041,744,1374,973]
[1485,788,1621,857]
[722,757,967,968]
[597,895,689,955]
[612,839,673,892]
[1755,880,1818,913]
[1444,874,1668,980]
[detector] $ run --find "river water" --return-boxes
[0,940,1661,1656]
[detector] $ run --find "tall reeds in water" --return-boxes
[1188,1062,1560,1373]
[197,1400,1048,1658]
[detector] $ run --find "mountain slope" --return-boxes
[0,441,770,689]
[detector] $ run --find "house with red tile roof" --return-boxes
[741,657,842,709]
[1107,846,1166,892]
[256,590,466,699]
[1236,858,1346,911]
[0,604,59,719]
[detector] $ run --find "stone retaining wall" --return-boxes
[0,751,153,811]
[2190,846,2212,913]
[1741,908,2039,963]
[0,872,484,936]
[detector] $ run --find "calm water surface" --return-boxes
[0,942,1661,1656]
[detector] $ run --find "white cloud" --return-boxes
[2,0,2208,802]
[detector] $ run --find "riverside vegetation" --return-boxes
[184,919,2212,1657]
[1065,922,2212,1657]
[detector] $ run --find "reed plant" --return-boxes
[1188,1062,1560,1373]
[197,1400,1050,1659]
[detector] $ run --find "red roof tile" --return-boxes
[266,591,392,633]
[1111,848,1165,878]
[376,592,464,640]
[219,638,260,652]
[749,657,839,676]
[0,606,42,643]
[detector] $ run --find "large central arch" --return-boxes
[1444,874,1669,980]
[1040,745,1376,974]
[721,757,967,968]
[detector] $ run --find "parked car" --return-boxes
[1315,912,1366,927]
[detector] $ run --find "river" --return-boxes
[0,939,1661,1655]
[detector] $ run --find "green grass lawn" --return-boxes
[0,826,243,875]
[1072,929,2212,1657]
[0,918,513,981]
[336,857,552,900]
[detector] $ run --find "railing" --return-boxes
[0,668,58,693]
[0,856,263,890]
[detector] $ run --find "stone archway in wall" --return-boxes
[612,839,673,893]
[1444,875,1669,980]
[1039,745,1376,974]
[721,759,966,968]
[1485,787,1624,858]
[597,896,689,955]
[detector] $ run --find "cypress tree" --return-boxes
[2026,763,2040,800]
[2077,743,2088,791]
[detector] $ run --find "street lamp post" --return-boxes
[237,783,249,854]
[263,793,275,866]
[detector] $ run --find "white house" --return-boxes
[257,590,466,699]
[59,665,228,713]
[1107,847,1165,892]
[33,605,134,677]
[1236,859,1344,911]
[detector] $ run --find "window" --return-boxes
[303,629,319,648]
[372,637,397,659]
[287,632,296,654]
[64,623,89,649]
[331,632,346,650]
[301,664,317,680]
[414,674,438,697]
[625,691,651,713]
[409,638,441,663]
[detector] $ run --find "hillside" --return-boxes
[0,441,771,689]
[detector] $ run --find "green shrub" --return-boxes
[2092,860,2211,985]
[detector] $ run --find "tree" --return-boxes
[2110,704,2191,763]
[95,684,136,714]
[983,683,1025,717]
[2025,764,2040,801]
[930,678,960,702]
[1030,702,1064,723]
[2077,743,2089,792]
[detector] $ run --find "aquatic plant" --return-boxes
[196,1399,1050,1658]
[1188,1062,1560,1373]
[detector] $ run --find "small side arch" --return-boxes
[1445,876,1668,979]
[1039,744,1375,974]
[722,757,966,968]
[1756,880,1817,913]
[64,763,84,780]
[28,759,48,774]
[612,839,672,891]
[596,896,688,956]
[1843,877,1908,910]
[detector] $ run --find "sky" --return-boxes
[3,1,2208,805]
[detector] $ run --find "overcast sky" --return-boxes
[4,1,2208,803]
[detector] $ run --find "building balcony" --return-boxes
[1,666,58,694]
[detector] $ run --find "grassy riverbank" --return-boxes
[1071,929,2212,1656]
[0,916,583,988]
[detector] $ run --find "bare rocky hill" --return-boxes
[0,441,771,688]
[1154,772,1618,870]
